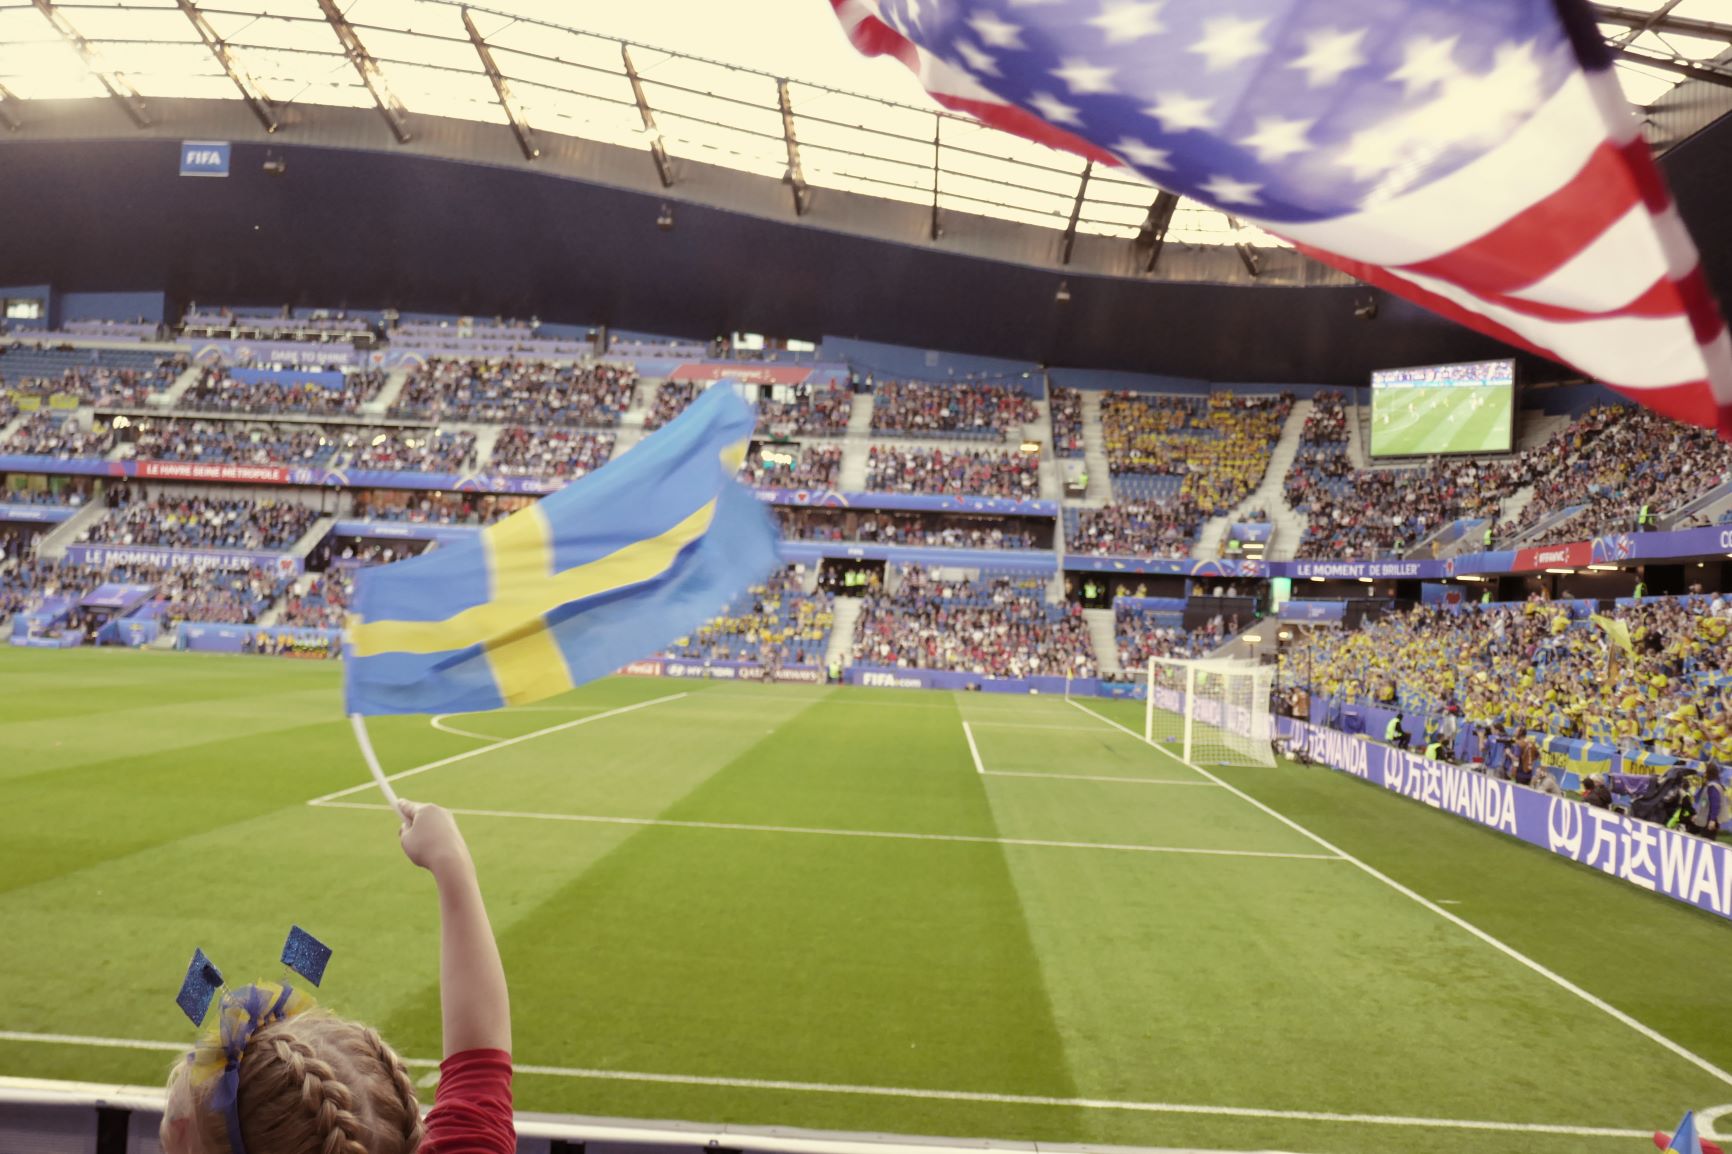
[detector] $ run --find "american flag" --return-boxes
[830,0,1732,436]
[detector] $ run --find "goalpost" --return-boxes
[1143,656,1275,767]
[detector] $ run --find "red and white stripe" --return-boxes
[830,0,1732,436]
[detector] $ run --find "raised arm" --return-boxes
[397,800,512,1057]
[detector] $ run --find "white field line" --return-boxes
[0,1032,1655,1140]
[961,720,985,776]
[963,722,1113,732]
[434,703,615,739]
[982,771,1220,786]
[1065,699,1732,1091]
[430,715,501,741]
[305,693,689,806]
[314,801,1345,862]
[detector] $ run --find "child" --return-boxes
[162,800,513,1154]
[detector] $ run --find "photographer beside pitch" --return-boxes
[162,800,514,1154]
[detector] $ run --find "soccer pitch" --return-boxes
[1371,385,1513,457]
[2,650,1729,1154]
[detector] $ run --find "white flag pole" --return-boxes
[349,714,401,809]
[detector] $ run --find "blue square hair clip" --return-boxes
[175,948,224,1027]
[280,925,332,987]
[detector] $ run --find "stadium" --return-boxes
[2,2,1732,1154]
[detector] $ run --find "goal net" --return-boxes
[1144,657,1274,767]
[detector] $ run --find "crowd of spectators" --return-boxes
[643,381,699,431]
[178,368,386,416]
[869,379,1039,440]
[865,445,1041,499]
[756,382,854,437]
[81,493,318,551]
[314,536,436,569]
[150,565,294,626]
[275,572,353,629]
[2,478,94,506]
[1069,502,1201,559]
[391,359,637,427]
[776,507,1041,550]
[1103,392,1292,518]
[1499,405,1732,542]
[488,427,614,480]
[1,356,188,407]
[1115,604,1225,672]
[127,418,341,466]
[347,427,479,474]
[667,566,833,666]
[741,443,842,490]
[351,490,529,525]
[1290,597,1732,768]
[851,566,1095,678]
[1050,386,1084,456]
[4,414,116,458]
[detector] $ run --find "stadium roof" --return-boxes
[1,0,1729,252]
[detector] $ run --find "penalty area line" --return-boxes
[312,801,1345,861]
[0,1034,1654,1139]
[306,693,689,806]
[1065,698,1732,1092]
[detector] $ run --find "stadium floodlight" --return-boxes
[1144,657,1274,768]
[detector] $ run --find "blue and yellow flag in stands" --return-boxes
[343,384,778,715]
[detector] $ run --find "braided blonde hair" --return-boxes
[166,1013,423,1154]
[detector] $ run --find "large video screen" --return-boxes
[1369,358,1514,458]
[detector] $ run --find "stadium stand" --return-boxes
[666,566,833,665]
[348,427,480,474]
[644,381,700,431]
[126,417,341,465]
[0,346,187,406]
[776,507,1041,549]
[1049,386,1084,457]
[1066,502,1199,560]
[276,571,352,629]
[488,426,614,480]
[756,381,854,437]
[1499,404,1732,542]
[741,443,842,490]
[3,413,116,457]
[390,358,636,426]
[79,492,316,551]
[177,366,387,416]
[851,565,1094,677]
[869,378,1039,440]
[1293,598,1732,768]
[1115,600,1226,672]
[864,445,1041,499]
[350,490,531,525]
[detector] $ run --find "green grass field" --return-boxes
[2,648,1729,1154]
[1370,385,1513,457]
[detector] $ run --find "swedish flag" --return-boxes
[343,384,779,715]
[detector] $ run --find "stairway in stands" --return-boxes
[825,597,862,672]
[1083,607,1121,677]
[1078,390,1112,505]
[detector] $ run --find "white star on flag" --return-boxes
[1389,35,1462,97]
[1052,58,1118,94]
[1289,27,1368,87]
[1198,174,1262,205]
[954,39,1001,76]
[1110,136,1171,169]
[967,11,1025,49]
[1189,16,1270,72]
[1143,90,1216,132]
[1028,90,1084,125]
[1088,0,1164,44]
[1242,115,1314,163]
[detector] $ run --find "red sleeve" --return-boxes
[420,1049,515,1154]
